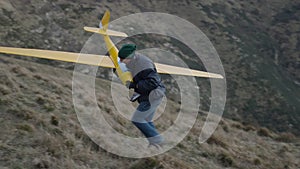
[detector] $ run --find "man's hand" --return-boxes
[125,81,130,88]
[125,81,135,89]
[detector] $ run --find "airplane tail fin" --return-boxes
[100,10,110,31]
[84,10,128,37]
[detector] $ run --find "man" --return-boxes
[118,44,166,148]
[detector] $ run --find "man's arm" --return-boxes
[133,69,161,94]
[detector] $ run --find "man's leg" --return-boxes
[145,97,163,132]
[132,101,163,144]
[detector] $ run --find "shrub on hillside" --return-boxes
[275,132,296,143]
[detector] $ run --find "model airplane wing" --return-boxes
[155,63,223,79]
[0,46,114,68]
[0,46,223,79]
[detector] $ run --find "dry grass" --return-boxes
[257,127,273,138]
[0,53,299,169]
[207,134,228,149]
[275,132,297,143]
[130,158,163,169]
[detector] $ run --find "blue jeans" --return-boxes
[131,98,163,144]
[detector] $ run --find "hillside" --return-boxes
[0,0,299,135]
[0,55,299,169]
[0,0,299,168]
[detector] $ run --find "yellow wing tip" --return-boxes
[211,74,224,79]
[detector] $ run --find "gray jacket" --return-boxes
[126,53,165,103]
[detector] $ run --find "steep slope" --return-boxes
[0,0,299,135]
[0,54,299,169]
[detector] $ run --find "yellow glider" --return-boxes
[0,10,223,84]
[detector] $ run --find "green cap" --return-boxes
[118,44,136,59]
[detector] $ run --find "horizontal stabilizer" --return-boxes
[0,46,115,68]
[84,27,128,37]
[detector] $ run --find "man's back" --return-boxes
[126,53,155,77]
[126,53,165,102]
